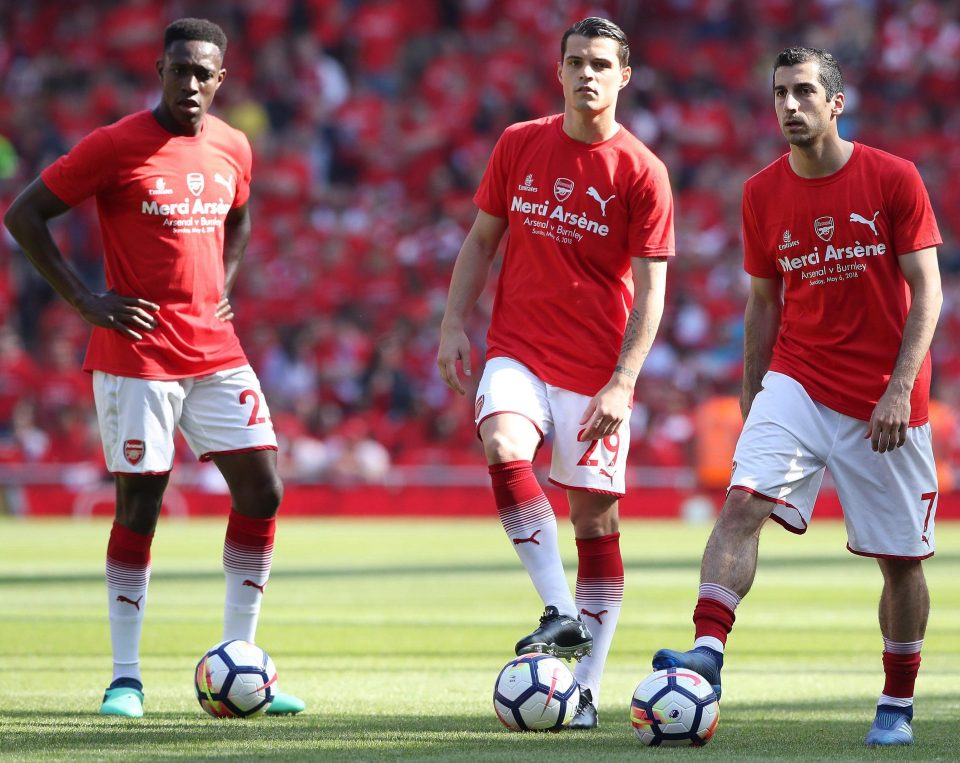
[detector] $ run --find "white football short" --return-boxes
[475,356,631,496]
[732,371,938,559]
[93,365,278,474]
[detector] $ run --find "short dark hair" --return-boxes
[773,47,843,99]
[163,18,227,59]
[561,17,629,69]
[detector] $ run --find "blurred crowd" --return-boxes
[0,0,959,485]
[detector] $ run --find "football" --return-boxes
[493,653,580,731]
[630,668,719,746]
[194,639,278,718]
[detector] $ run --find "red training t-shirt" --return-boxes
[41,110,252,379]
[474,114,675,396]
[742,142,943,424]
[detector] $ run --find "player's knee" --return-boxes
[878,556,925,582]
[717,489,770,535]
[114,475,167,532]
[481,428,532,464]
[259,476,284,516]
[235,475,283,518]
[569,493,618,537]
[570,512,618,538]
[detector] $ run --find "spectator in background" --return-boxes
[0,1,957,481]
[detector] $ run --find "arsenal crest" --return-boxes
[187,172,205,196]
[814,216,835,242]
[553,177,574,202]
[124,439,145,465]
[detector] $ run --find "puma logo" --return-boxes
[849,210,879,236]
[599,468,615,483]
[921,534,929,547]
[116,595,143,610]
[586,186,615,217]
[242,579,266,593]
[513,530,542,545]
[214,172,235,197]
[580,607,608,624]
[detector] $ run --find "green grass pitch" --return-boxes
[1,516,958,761]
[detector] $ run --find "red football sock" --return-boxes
[106,521,154,683]
[693,597,736,645]
[223,510,276,643]
[488,460,574,615]
[881,650,922,699]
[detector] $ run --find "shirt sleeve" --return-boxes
[889,162,943,256]
[628,158,675,258]
[742,184,778,278]
[232,131,253,208]
[40,127,116,206]
[472,130,510,218]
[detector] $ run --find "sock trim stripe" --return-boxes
[223,543,274,574]
[575,593,624,606]
[106,562,151,588]
[883,638,923,654]
[575,577,624,604]
[499,496,554,535]
[699,582,741,611]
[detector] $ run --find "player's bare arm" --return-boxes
[217,202,251,322]
[438,210,508,395]
[580,257,667,441]
[740,275,782,420]
[3,178,159,340]
[867,247,942,454]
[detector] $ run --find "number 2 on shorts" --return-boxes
[240,388,266,426]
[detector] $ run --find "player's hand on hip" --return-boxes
[216,296,234,322]
[437,327,471,395]
[77,290,159,341]
[866,390,910,454]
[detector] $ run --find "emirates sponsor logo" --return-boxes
[124,439,145,465]
[148,178,174,196]
[517,173,538,193]
[778,229,800,250]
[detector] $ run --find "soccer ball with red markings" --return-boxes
[631,668,719,746]
[194,639,277,718]
[493,654,580,731]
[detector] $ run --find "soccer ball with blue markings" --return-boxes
[631,668,719,746]
[194,639,277,718]
[493,653,580,731]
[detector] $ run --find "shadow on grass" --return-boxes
[7,552,957,587]
[3,695,958,761]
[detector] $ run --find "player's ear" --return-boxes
[620,65,631,90]
[156,58,164,80]
[557,61,563,84]
[831,91,845,117]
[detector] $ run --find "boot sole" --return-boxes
[516,642,593,661]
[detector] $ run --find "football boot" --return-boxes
[515,606,592,661]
